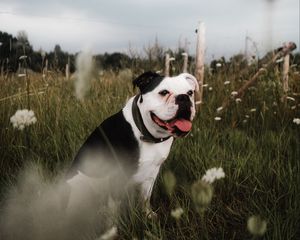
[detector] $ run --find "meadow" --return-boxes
[0,60,299,239]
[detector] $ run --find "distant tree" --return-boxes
[143,37,164,70]
[99,52,131,72]
[291,52,300,68]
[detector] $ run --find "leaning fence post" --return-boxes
[282,43,290,94]
[194,21,205,107]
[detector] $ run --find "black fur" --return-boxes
[133,71,164,94]
[175,94,192,120]
[67,110,139,179]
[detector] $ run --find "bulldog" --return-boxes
[66,71,199,216]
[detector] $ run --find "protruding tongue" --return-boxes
[169,119,192,132]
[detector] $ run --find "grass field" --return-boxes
[0,65,299,239]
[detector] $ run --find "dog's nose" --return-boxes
[175,94,190,104]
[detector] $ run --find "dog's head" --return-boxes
[133,71,199,139]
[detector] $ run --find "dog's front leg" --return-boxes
[140,177,158,219]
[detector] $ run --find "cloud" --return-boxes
[0,0,298,58]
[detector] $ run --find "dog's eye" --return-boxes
[187,90,193,96]
[159,90,170,96]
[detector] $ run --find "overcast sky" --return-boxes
[0,0,299,60]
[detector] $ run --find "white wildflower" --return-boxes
[18,73,26,77]
[224,81,230,85]
[291,106,296,110]
[231,91,238,96]
[235,98,242,103]
[243,119,248,124]
[171,207,184,220]
[245,114,250,119]
[293,118,300,125]
[202,84,209,88]
[216,63,222,67]
[214,117,221,121]
[99,226,118,240]
[202,167,225,184]
[216,106,223,112]
[19,55,27,60]
[10,109,37,130]
[286,96,295,102]
[209,87,213,91]
[250,108,257,112]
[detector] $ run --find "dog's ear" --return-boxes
[133,71,164,94]
[179,73,199,92]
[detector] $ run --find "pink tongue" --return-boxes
[169,119,192,132]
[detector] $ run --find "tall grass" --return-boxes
[0,64,299,239]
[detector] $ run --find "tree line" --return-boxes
[1,30,299,76]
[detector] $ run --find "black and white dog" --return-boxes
[66,71,199,216]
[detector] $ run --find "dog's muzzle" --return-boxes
[151,95,193,137]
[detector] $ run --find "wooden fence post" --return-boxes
[66,56,70,80]
[165,54,175,77]
[43,59,48,79]
[194,21,205,107]
[165,53,170,77]
[182,52,188,73]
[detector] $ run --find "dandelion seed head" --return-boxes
[247,215,267,236]
[216,107,223,112]
[286,96,295,101]
[202,167,225,184]
[235,98,242,103]
[19,55,27,60]
[293,118,300,125]
[191,180,213,212]
[163,170,176,196]
[171,207,184,220]
[231,91,238,96]
[10,109,37,130]
[75,49,94,100]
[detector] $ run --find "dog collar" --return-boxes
[132,94,172,143]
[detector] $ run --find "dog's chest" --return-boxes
[132,139,173,184]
